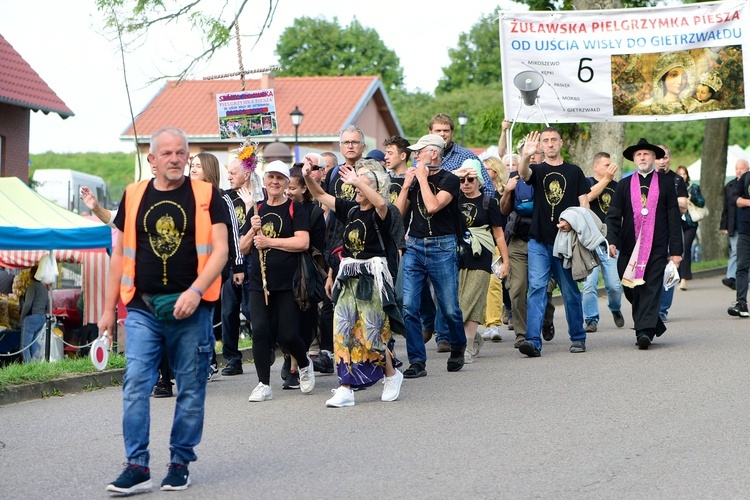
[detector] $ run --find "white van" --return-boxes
[32,169,109,214]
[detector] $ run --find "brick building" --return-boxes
[0,34,73,182]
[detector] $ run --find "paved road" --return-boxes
[1,274,749,499]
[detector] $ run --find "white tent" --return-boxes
[687,144,750,183]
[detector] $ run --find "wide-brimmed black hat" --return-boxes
[623,138,665,161]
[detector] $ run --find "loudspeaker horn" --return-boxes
[513,71,545,106]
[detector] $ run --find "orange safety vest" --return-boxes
[120,179,221,304]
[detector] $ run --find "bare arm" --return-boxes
[497,119,511,158]
[302,161,336,211]
[255,230,309,253]
[677,196,687,214]
[97,230,124,339]
[339,165,387,220]
[395,168,415,217]
[492,226,510,279]
[578,193,590,209]
[416,164,453,214]
[587,164,617,202]
[499,176,518,215]
[517,131,539,182]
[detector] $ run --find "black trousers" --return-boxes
[619,252,668,338]
[248,290,308,385]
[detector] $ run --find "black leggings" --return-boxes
[300,302,318,349]
[248,290,308,385]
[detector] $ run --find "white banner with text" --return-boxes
[500,0,750,123]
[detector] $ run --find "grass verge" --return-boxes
[0,353,127,392]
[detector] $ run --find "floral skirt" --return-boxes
[333,276,399,388]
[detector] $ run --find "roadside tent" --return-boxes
[0,177,112,325]
[687,145,750,184]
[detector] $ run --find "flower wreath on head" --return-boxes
[232,138,259,173]
[231,138,265,203]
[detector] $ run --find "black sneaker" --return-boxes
[313,351,334,374]
[283,370,300,389]
[728,300,750,318]
[514,337,525,349]
[447,349,465,372]
[723,277,737,290]
[569,340,586,353]
[106,463,152,494]
[612,310,625,328]
[161,463,190,491]
[518,340,541,358]
[153,379,173,398]
[403,362,426,379]
[207,362,219,381]
[280,355,291,380]
[637,334,651,350]
[221,363,243,376]
[542,323,555,341]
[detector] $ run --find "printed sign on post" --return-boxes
[216,89,277,139]
[499,0,750,123]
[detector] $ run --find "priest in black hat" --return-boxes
[605,138,683,350]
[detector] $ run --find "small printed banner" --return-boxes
[499,0,750,123]
[216,89,277,139]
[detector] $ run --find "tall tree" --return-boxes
[437,8,502,94]
[700,119,730,261]
[275,17,404,90]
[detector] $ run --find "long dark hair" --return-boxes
[288,166,312,202]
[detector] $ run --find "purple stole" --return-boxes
[622,170,660,288]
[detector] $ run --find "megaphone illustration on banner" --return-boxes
[513,70,545,106]
[506,70,550,159]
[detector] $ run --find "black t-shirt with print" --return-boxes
[587,177,618,223]
[407,169,461,238]
[458,193,504,272]
[324,166,356,259]
[528,161,590,245]
[113,178,229,307]
[388,177,404,206]
[247,199,309,292]
[334,198,392,259]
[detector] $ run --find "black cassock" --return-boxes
[606,170,683,337]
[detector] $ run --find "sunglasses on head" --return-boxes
[459,177,477,184]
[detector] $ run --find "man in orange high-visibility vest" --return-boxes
[99,127,228,495]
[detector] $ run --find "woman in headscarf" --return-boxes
[630,51,697,115]
[303,159,405,408]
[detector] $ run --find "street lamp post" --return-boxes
[289,105,304,163]
[457,111,468,147]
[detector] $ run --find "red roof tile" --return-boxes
[122,75,399,140]
[0,34,73,118]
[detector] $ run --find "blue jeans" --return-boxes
[402,235,466,364]
[21,314,46,363]
[526,239,586,351]
[582,248,622,324]
[728,234,738,279]
[660,281,674,317]
[122,305,213,467]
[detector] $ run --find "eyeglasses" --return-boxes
[340,140,363,147]
[459,177,477,184]
[311,165,323,171]
[415,148,432,157]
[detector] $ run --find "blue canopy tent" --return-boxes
[0,177,111,250]
[0,176,112,361]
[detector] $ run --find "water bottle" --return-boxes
[692,243,702,263]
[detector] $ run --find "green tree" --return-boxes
[275,17,404,90]
[437,8,502,94]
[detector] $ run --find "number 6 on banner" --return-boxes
[578,58,594,83]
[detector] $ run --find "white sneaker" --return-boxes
[473,331,485,357]
[326,386,355,407]
[299,356,315,393]
[248,382,273,402]
[464,347,475,364]
[485,326,502,342]
[381,369,404,402]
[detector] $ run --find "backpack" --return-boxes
[514,177,534,216]
[255,201,327,311]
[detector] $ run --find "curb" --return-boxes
[0,348,255,407]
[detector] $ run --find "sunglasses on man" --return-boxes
[293,162,323,171]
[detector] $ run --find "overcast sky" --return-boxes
[1,0,523,154]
